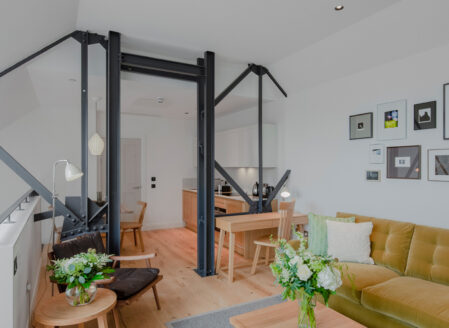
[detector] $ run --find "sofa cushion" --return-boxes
[109,268,160,300]
[337,262,399,304]
[308,213,355,256]
[405,225,449,285]
[362,277,449,328]
[337,212,415,274]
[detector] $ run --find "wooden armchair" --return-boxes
[49,232,163,315]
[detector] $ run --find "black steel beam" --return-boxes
[121,53,204,77]
[107,31,121,255]
[266,70,288,98]
[121,65,198,82]
[215,65,253,106]
[81,32,88,221]
[0,146,82,223]
[258,74,263,212]
[215,161,254,207]
[195,58,207,277]
[0,31,76,78]
[204,51,215,276]
[264,169,291,211]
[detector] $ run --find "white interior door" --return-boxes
[121,138,142,221]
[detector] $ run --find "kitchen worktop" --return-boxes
[182,189,269,202]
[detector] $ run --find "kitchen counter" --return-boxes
[183,189,271,202]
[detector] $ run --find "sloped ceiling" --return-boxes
[0,0,79,72]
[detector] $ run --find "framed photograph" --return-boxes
[428,149,449,182]
[349,112,373,140]
[377,100,407,140]
[414,101,436,130]
[369,144,385,164]
[387,145,421,179]
[366,170,381,182]
[444,83,449,139]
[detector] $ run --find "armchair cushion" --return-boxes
[109,268,160,300]
[53,232,106,259]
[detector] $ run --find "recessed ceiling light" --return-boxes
[156,97,164,104]
[68,78,77,82]
[184,112,189,115]
[335,5,344,11]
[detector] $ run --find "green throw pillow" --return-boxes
[308,213,355,256]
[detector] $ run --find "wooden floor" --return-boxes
[34,228,281,327]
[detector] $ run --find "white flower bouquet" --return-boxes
[270,232,343,327]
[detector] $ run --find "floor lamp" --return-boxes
[51,160,83,296]
[51,160,83,246]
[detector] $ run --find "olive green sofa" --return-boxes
[322,212,449,328]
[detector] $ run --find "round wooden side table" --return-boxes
[34,288,119,328]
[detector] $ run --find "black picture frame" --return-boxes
[444,83,449,140]
[366,170,381,182]
[349,112,373,140]
[414,101,436,130]
[387,145,421,180]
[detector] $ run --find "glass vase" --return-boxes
[65,283,97,306]
[297,289,316,328]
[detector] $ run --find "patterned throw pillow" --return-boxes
[307,213,355,256]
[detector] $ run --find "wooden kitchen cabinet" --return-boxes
[182,190,197,232]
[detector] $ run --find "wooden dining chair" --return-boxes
[251,200,295,275]
[120,201,147,252]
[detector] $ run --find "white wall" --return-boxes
[275,43,449,228]
[97,112,196,230]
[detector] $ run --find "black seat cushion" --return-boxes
[109,268,160,300]
[53,232,106,259]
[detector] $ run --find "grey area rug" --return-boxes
[166,295,284,328]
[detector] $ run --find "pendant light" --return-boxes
[88,97,105,156]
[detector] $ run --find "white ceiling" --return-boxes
[76,0,399,65]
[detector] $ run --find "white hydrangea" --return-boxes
[297,264,312,281]
[281,268,291,282]
[285,247,296,259]
[289,256,303,267]
[317,265,342,291]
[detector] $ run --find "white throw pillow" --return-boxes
[326,221,374,264]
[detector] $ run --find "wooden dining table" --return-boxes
[215,212,308,282]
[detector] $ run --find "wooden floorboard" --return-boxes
[34,228,281,327]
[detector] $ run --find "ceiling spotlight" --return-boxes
[68,78,77,82]
[335,5,344,11]
[184,112,189,115]
[156,97,164,104]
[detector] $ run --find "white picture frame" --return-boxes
[428,149,449,182]
[369,144,385,164]
[377,100,407,140]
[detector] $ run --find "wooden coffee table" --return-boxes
[230,301,366,328]
[34,288,119,328]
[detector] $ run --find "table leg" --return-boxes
[228,232,235,283]
[97,314,109,328]
[216,229,225,272]
[112,307,121,328]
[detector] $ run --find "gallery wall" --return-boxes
[274,42,449,228]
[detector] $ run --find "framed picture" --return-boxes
[444,83,449,139]
[428,149,449,182]
[387,145,421,179]
[369,144,385,164]
[366,170,381,182]
[349,112,373,140]
[414,101,436,130]
[377,100,407,140]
